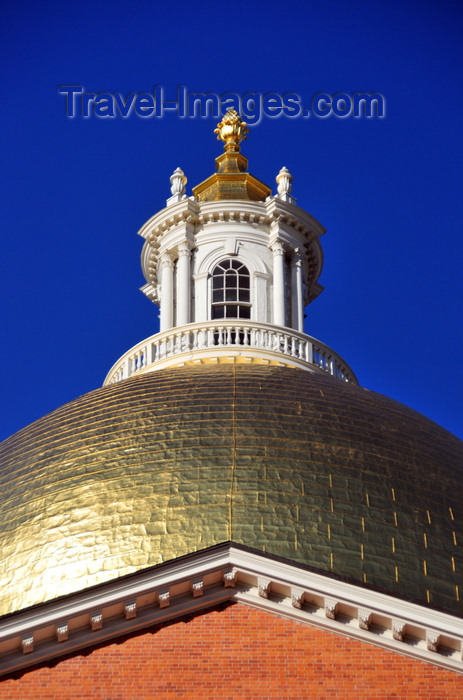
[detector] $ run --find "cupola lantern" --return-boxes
[105,111,356,385]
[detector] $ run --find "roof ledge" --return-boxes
[0,543,462,678]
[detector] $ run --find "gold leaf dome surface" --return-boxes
[0,364,461,617]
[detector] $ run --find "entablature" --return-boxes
[1,543,461,678]
[139,196,325,306]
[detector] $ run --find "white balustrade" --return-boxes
[104,321,357,386]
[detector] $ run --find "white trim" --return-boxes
[0,544,461,677]
[197,242,269,278]
[103,321,357,385]
[138,197,325,309]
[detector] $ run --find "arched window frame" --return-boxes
[210,259,251,320]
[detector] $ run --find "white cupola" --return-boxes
[105,110,356,385]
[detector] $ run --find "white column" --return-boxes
[291,251,304,332]
[272,241,286,327]
[192,272,207,323]
[176,242,191,326]
[160,252,174,331]
[254,271,269,323]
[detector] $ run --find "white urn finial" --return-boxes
[167,167,187,205]
[276,166,295,203]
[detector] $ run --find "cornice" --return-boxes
[139,196,325,301]
[138,197,326,248]
[0,543,461,678]
[265,196,326,240]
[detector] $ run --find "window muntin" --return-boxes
[211,259,251,319]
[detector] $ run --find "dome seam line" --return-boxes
[229,364,237,540]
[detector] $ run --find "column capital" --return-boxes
[161,251,174,268]
[271,240,285,256]
[292,248,303,265]
[177,241,191,257]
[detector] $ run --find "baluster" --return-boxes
[321,351,327,370]
[289,337,295,357]
[250,327,256,348]
[306,340,313,364]
[263,329,269,349]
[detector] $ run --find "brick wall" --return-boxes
[1,603,462,698]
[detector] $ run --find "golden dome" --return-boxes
[0,364,461,617]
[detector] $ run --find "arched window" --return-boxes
[211,259,251,319]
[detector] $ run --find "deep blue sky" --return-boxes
[1,0,462,441]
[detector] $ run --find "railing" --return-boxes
[104,321,357,385]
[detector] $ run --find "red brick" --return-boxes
[0,603,462,698]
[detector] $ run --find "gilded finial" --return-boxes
[193,108,271,201]
[214,109,249,153]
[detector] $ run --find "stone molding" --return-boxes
[0,543,461,677]
[124,603,137,620]
[103,321,357,386]
[138,197,324,307]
